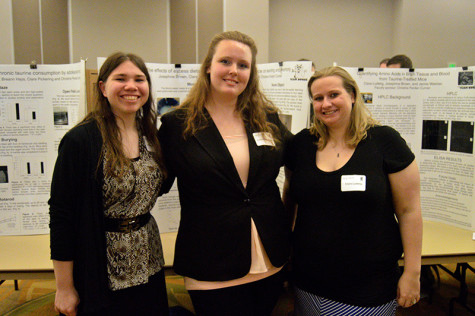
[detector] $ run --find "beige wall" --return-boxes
[0,0,14,64]
[6,0,69,65]
[70,0,168,69]
[269,0,475,68]
[393,0,475,68]
[224,0,269,63]
[41,0,69,64]
[12,0,41,64]
[170,0,196,64]
[2,0,475,69]
[269,0,395,68]
[170,0,267,64]
[197,0,223,62]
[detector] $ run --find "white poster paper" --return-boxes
[346,66,475,230]
[0,62,86,235]
[150,63,201,233]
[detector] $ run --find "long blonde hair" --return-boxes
[178,31,280,142]
[308,66,377,149]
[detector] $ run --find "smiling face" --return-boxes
[310,75,355,131]
[99,60,149,120]
[207,39,252,103]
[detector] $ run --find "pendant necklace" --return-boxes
[331,140,344,158]
[333,145,341,158]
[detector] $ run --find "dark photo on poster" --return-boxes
[278,113,292,131]
[157,97,180,116]
[422,120,448,151]
[458,71,473,86]
[0,166,8,183]
[54,109,69,125]
[450,121,474,154]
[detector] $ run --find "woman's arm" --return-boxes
[389,160,423,308]
[53,260,79,316]
[49,127,92,314]
[282,167,297,230]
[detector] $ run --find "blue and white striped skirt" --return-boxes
[294,286,398,316]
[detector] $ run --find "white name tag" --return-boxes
[341,175,366,192]
[253,132,275,147]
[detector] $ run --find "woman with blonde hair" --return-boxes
[158,31,292,315]
[284,66,422,315]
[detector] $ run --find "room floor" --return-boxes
[1,263,474,315]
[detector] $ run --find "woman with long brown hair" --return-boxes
[49,52,169,315]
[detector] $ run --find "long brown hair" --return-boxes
[81,52,166,177]
[178,31,280,142]
[307,66,377,149]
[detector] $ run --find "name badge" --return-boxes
[341,175,366,192]
[253,132,275,147]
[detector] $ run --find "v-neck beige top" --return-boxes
[184,133,282,290]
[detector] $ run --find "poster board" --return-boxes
[0,61,86,235]
[0,61,473,235]
[345,66,475,230]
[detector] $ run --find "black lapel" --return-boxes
[194,118,246,192]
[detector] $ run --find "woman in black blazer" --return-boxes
[158,31,292,315]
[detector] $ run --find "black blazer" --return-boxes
[158,108,292,281]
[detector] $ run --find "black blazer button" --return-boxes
[244,198,251,205]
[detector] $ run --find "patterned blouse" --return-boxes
[102,136,164,291]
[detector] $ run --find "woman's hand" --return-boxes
[390,161,423,308]
[52,260,79,315]
[54,286,80,316]
[397,270,420,308]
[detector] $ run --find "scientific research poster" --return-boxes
[0,61,86,235]
[149,63,202,234]
[346,66,475,230]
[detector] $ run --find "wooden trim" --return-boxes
[86,69,98,114]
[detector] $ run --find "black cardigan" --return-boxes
[158,109,292,281]
[49,119,173,313]
[49,120,109,313]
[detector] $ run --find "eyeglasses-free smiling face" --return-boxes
[310,75,355,131]
[207,40,252,102]
[99,60,150,120]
